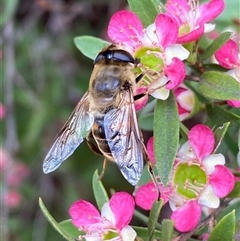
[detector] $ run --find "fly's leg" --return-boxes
[98,158,108,181]
[142,144,161,200]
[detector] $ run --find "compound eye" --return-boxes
[94,53,103,64]
[112,50,135,63]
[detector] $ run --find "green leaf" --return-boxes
[1,0,18,27]
[208,210,235,241]
[148,199,163,241]
[199,32,232,61]
[59,220,82,238]
[74,36,110,60]
[133,226,162,240]
[162,219,174,241]
[217,200,240,222]
[213,122,230,153]
[39,198,74,241]
[128,0,159,27]
[138,113,154,130]
[227,181,240,198]
[92,170,109,210]
[153,92,179,185]
[199,71,240,101]
[206,104,240,126]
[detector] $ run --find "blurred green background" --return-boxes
[1,0,239,240]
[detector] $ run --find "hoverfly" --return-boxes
[43,44,149,186]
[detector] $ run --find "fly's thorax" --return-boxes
[89,63,135,108]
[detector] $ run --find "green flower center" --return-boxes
[173,162,207,199]
[134,47,166,86]
[135,47,164,71]
[104,230,119,240]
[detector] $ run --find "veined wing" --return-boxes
[43,92,94,173]
[104,88,144,186]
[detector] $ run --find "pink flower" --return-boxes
[7,162,29,187]
[3,190,22,208]
[214,38,240,108]
[69,192,136,241]
[170,124,235,232]
[166,0,225,43]
[0,103,6,119]
[108,10,189,100]
[135,125,235,232]
[174,84,199,120]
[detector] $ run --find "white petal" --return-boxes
[165,44,190,63]
[101,203,116,225]
[121,226,137,241]
[178,141,195,161]
[142,23,158,47]
[169,194,185,211]
[198,185,219,208]
[204,23,215,33]
[202,154,225,174]
[149,76,170,100]
[177,89,194,111]
[150,87,170,100]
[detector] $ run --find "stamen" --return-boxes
[184,178,205,196]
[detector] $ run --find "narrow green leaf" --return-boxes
[92,170,109,210]
[59,220,82,238]
[206,104,240,126]
[153,92,179,185]
[213,122,230,153]
[133,226,162,240]
[74,36,110,60]
[162,219,174,241]
[138,113,154,130]
[148,200,163,241]
[1,0,18,27]
[208,210,235,241]
[227,181,240,198]
[128,0,159,27]
[199,32,232,61]
[199,71,240,100]
[217,200,240,222]
[39,198,74,241]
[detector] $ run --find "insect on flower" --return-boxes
[43,44,151,186]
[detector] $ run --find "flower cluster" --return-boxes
[135,124,235,232]
[214,36,240,107]
[69,192,136,241]
[1,148,29,208]
[107,0,239,117]
[65,0,239,238]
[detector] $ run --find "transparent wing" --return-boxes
[104,89,144,186]
[43,92,94,173]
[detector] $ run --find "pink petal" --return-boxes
[146,137,156,165]
[109,192,134,230]
[165,0,189,26]
[155,14,178,49]
[171,200,201,232]
[215,39,238,69]
[165,57,186,89]
[188,124,215,160]
[198,0,225,24]
[209,165,235,198]
[176,23,204,44]
[107,10,143,47]
[227,100,240,108]
[134,86,148,111]
[69,200,100,230]
[135,182,158,210]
